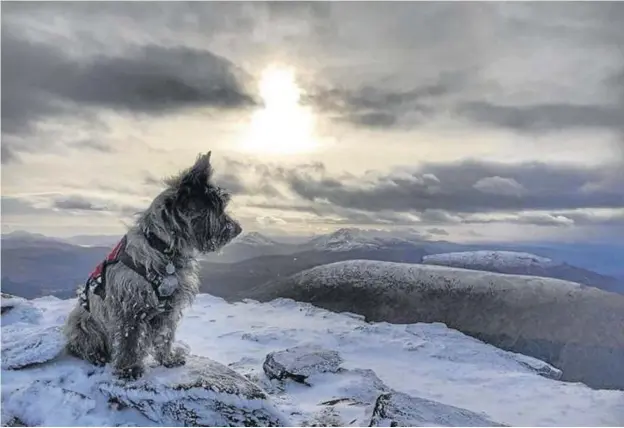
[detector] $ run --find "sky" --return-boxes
[1,2,623,242]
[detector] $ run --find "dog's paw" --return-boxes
[87,351,109,367]
[162,346,188,368]
[114,365,144,381]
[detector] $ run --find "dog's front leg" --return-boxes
[151,311,187,368]
[111,312,149,380]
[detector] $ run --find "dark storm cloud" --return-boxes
[457,102,624,133]
[225,158,624,218]
[1,30,254,138]
[1,144,20,165]
[52,195,107,212]
[304,71,468,129]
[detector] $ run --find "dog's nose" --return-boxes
[232,222,242,238]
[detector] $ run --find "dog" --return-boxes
[63,152,242,380]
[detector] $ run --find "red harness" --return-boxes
[79,234,177,312]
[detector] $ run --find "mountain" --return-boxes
[2,294,622,426]
[236,231,279,246]
[1,231,67,249]
[422,250,623,294]
[2,229,620,300]
[201,232,300,263]
[199,243,428,300]
[246,260,624,390]
[1,233,111,299]
[304,227,422,252]
[63,234,122,247]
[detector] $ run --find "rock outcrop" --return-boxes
[368,392,503,427]
[263,345,343,385]
[99,355,287,427]
[1,325,65,370]
[0,294,42,326]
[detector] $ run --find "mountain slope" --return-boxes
[247,260,624,390]
[2,294,623,426]
[422,250,623,294]
[1,241,110,299]
[199,245,427,300]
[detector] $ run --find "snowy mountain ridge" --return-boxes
[423,250,561,269]
[3,293,623,426]
[233,231,279,247]
[307,228,420,252]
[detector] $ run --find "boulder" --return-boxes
[98,355,287,427]
[263,345,343,385]
[368,392,504,427]
[1,325,65,370]
[0,294,42,326]
[1,293,24,314]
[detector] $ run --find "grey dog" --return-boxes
[63,152,242,380]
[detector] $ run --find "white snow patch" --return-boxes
[423,250,561,269]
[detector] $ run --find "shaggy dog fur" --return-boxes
[63,152,242,380]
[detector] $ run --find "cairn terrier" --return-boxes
[64,152,242,380]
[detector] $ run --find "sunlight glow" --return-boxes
[241,65,317,154]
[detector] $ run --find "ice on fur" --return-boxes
[63,152,242,380]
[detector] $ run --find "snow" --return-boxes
[308,228,415,252]
[2,294,623,426]
[233,232,278,247]
[423,250,560,269]
[1,324,65,370]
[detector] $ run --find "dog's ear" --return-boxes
[181,152,213,188]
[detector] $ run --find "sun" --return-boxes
[240,65,317,154]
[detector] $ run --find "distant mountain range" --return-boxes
[1,229,622,300]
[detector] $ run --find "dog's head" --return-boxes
[156,152,242,253]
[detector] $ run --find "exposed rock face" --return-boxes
[98,355,287,427]
[367,392,504,427]
[1,325,65,370]
[263,345,344,385]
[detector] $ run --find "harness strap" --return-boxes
[79,233,177,312]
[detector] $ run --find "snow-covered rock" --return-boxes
[263,345,343,384]
[1,324,65,370]
[99,355,287,427]
[368,392,503,427]
[1,294,42,326]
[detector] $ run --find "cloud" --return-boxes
[473,176,526,196]
[283,160,623,214]
[304,71,467,129]
[221,158,624,228]
[1,144,20,165]
[52,195,107,212]
[426,227,449,236]
[70,140,115,153]
[458,102,624,133]
[1,29,255,140]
